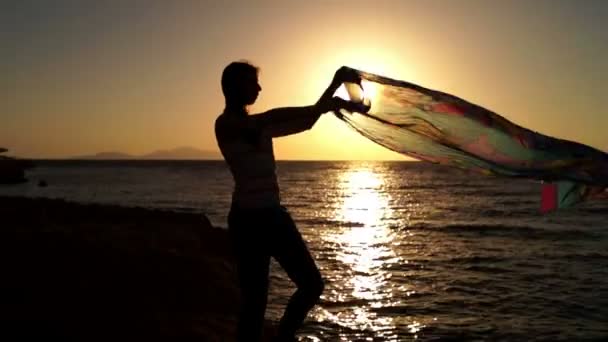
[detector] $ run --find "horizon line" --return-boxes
[25,158,418,162]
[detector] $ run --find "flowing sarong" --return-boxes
[334,67,608,212]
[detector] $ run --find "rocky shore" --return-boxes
[0,196,275,341]
[0,149,34,184]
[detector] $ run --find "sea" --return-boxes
[2,160,607,341]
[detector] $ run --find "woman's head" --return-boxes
[221,61,261,107]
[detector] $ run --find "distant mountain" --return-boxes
[141,147,220,160]
[76,152,134,160]
[73,147,221,160]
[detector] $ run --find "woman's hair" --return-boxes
[221,60,259,101]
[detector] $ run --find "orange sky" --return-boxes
[2,0,607,159]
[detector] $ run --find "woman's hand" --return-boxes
[333,66,361,86]
[316,66,363,112]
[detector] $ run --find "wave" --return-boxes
[404,223,600,240]
[299,218,365,227]
[464,265,514,274]
[450,189,536,197]
[483,208,539,217]
[555,252,608,261]
[369,304,441,316]
[445,255,506,263]
[577,207,608,214]
[494,199,537,206]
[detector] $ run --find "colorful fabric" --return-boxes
[334,67,608,212]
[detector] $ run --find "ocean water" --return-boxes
[2,160,607,341]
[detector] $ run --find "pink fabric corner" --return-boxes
[541,183,558,213]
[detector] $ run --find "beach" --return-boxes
[0,195,275,341]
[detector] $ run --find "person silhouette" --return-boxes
[215,61,361,342]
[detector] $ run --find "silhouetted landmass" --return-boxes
[76,151,135,160]
[73,147,221,160]
[141,146,220,160]
[0,196,275,341]
[0,148,34,184]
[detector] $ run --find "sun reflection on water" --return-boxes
[316,166,404,338]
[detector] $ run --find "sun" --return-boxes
[334,80,378,107]
[361,80,380,104]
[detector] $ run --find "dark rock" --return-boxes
[0,151,34,184]
[0,196,277,341]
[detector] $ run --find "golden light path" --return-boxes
[309,165,427,340]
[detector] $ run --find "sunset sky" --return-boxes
[3,0,607,160]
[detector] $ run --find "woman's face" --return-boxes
[241,72,262,105]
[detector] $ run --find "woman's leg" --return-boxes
[229,210,271,342]
[271,208,324,340]
[234,251,270,342]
